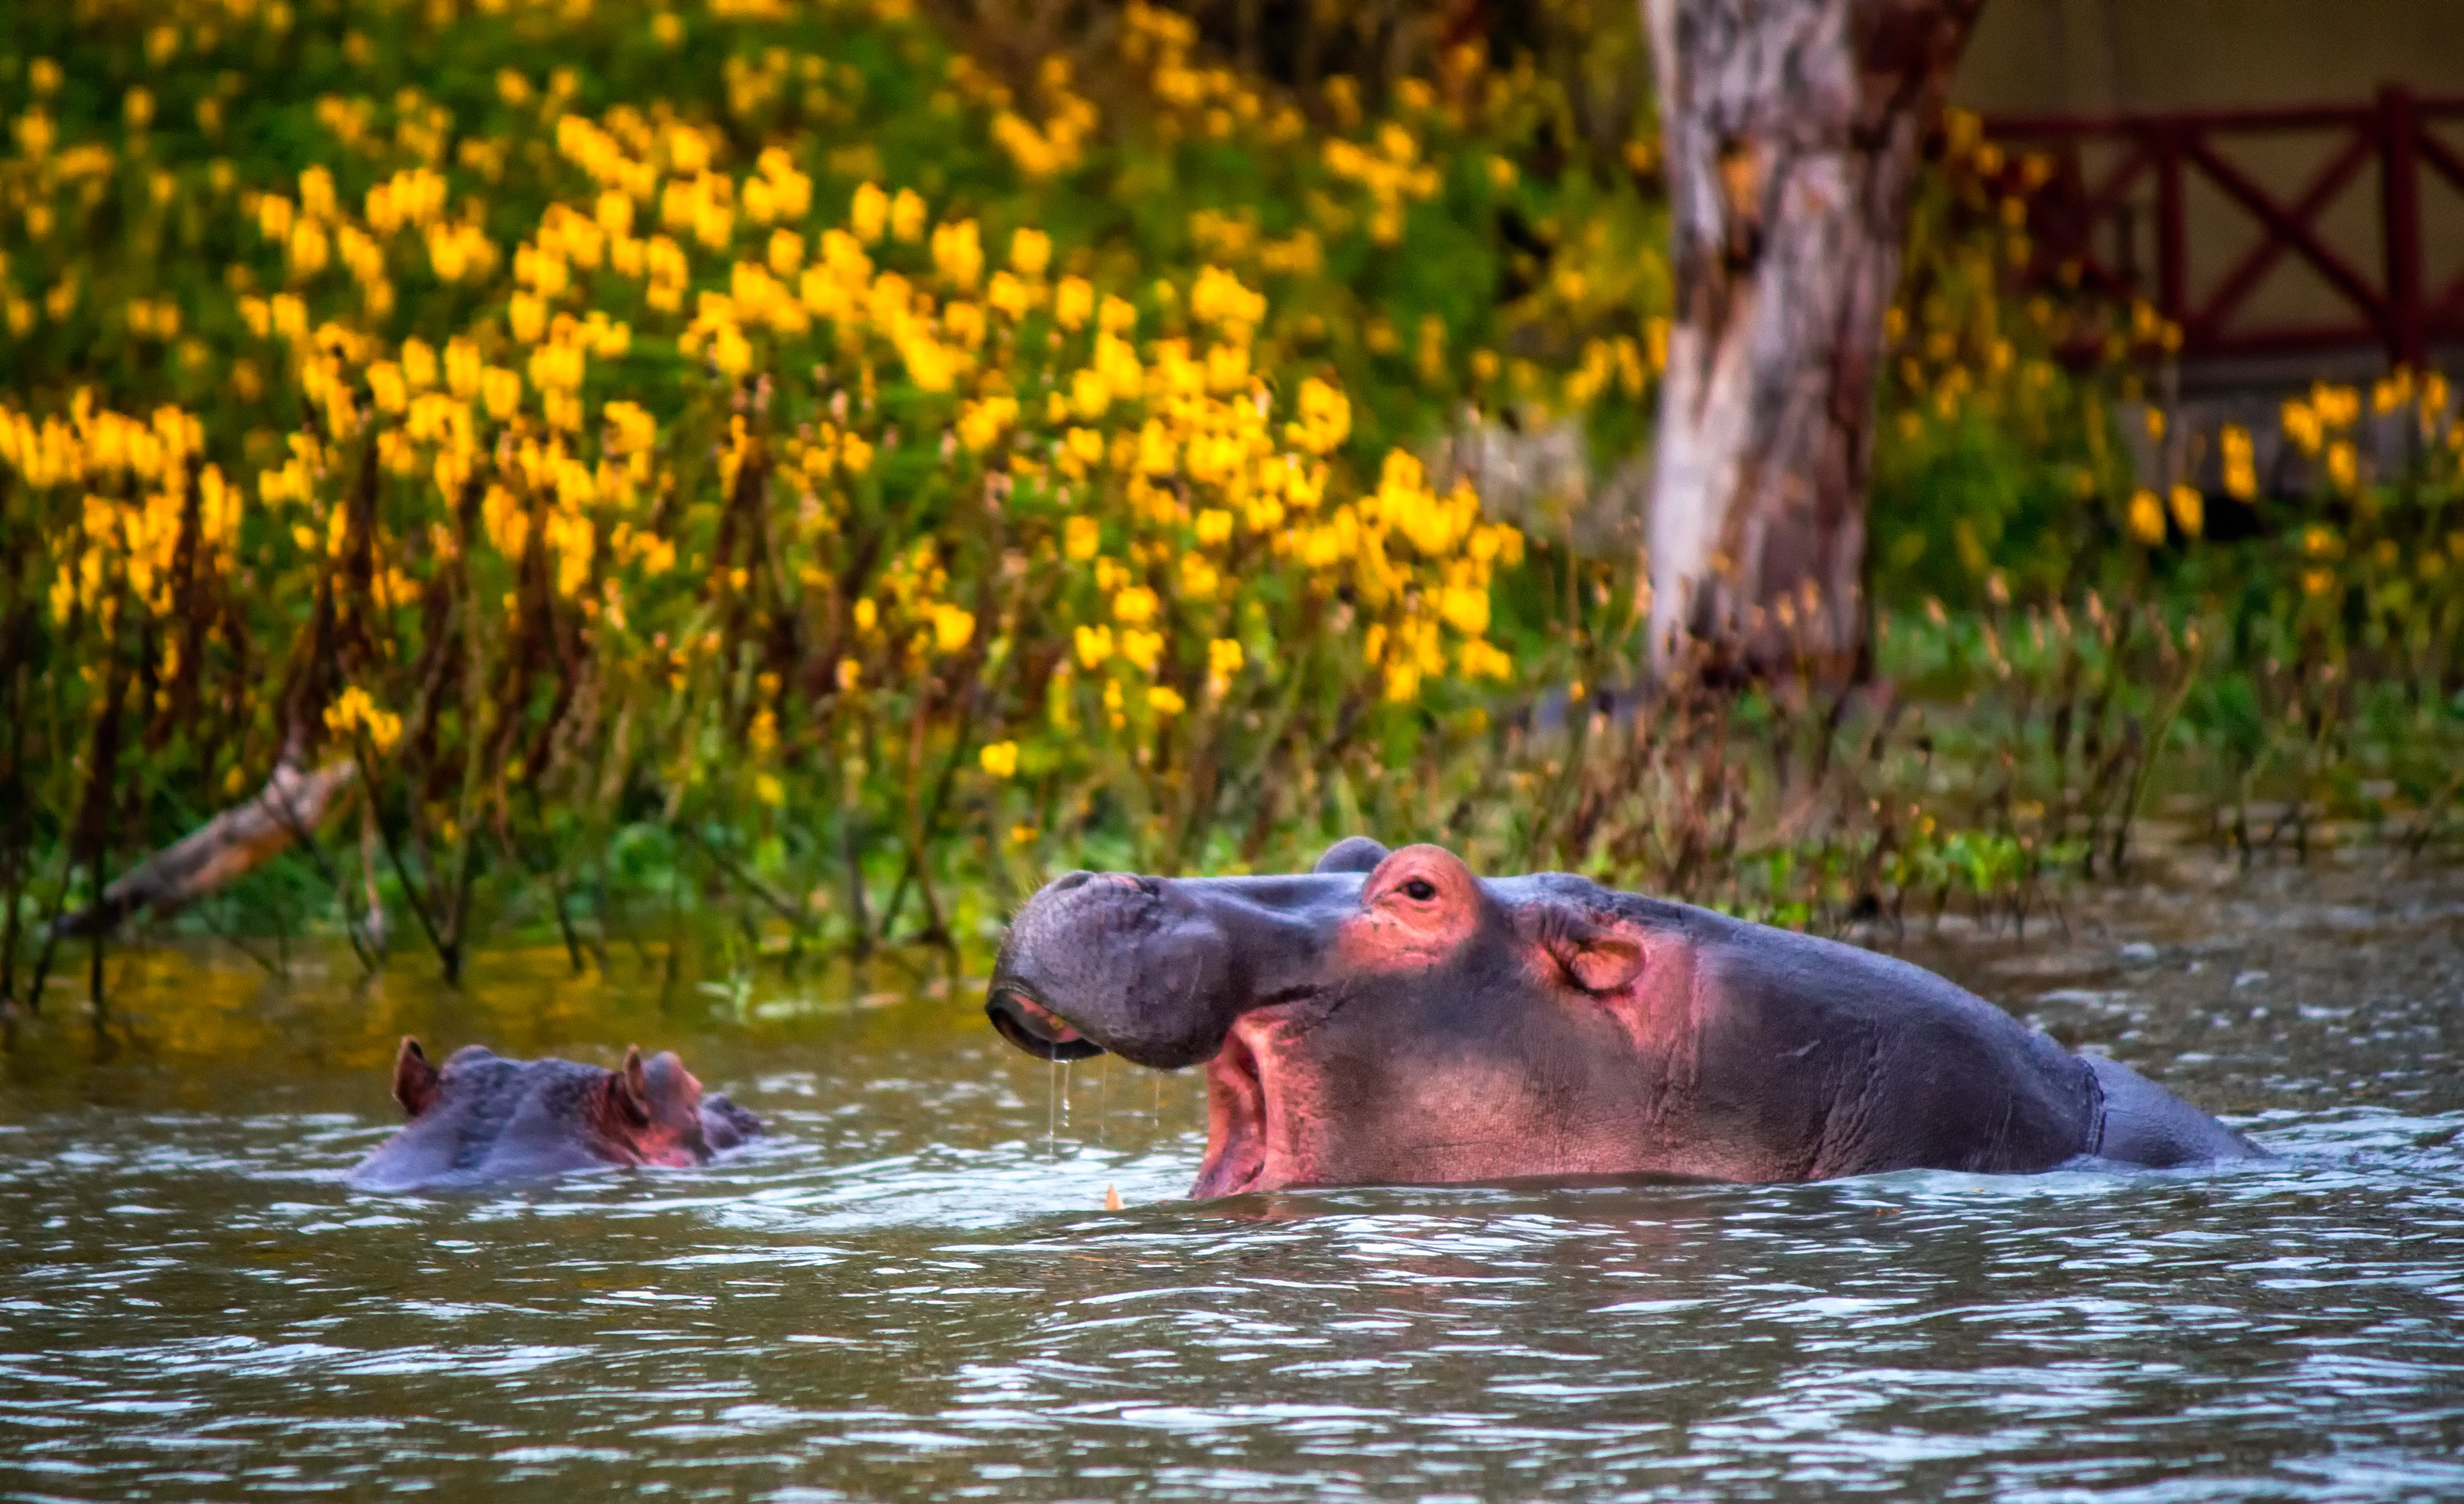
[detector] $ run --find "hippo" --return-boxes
[345,1038,762,1192]
[986,839,2262,1197]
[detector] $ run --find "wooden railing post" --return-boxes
[2381,83,2425,369]
[2155,125,2187,330]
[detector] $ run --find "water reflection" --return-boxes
[3,858,2461,1499]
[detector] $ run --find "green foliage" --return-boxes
[0,0,2451,1010]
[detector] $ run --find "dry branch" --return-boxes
[53,760,358,938]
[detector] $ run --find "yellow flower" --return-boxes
[1288,377,1350,453]
[1064,515,1102,561]
[710,323,752,377]
[979,739,1020,779]
[1179,553,1219,600]
[2280,398,2322,455]
[2221,424,2258,501]
[1119,627,1163,671]
[2167,484,2203,538]
[323,685,404,754]
[1070,368,1109,419]
[1112,585,1158,624]
[1439,583,1490,636]
[367,363,408,414]
[1010,227,1051,276]
[1148,685,1185,717]
[2301,568,2336,597]
[768,228,805,275]
[1460,637,1514,681]
[1074,622,1113,666]
[931,218,983,289]
[481,366,523,421]
[957,394,1017,452]
[754,772,786,807]
[1207,637,1244,677]
[603,400,657,454]
[890,188,926,242]
[932,604,976,653]
[2313,383,2360,430]
[2326,441,2357,491]
[841,432,874,473]
[2126,489,2166,545]
[1054,276,1094,330]
[287,221,330,278]
[1137,420,1176,475]
[851,182,889,243]
[399,338,438,391]
[853,597,879,630]
[445,337,483,399]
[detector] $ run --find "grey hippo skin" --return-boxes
[346,1038,761,1192]
[986,838,2262,1198]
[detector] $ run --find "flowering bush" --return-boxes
[2,0,1659,967]
[0,0,2452,991]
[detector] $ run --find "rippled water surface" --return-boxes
[4,857,2462,1501]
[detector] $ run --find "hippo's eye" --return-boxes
[1401,878,1437,902]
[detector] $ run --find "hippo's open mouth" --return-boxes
[987,988,1106,1062]
[1191,1021,1269,1199]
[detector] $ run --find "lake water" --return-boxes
[3,855,2461,1501]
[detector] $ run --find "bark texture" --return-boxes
[1642,0,1982,674]
[55,760,357,938]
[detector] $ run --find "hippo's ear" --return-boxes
[1542,911,1647,995]
[1313,836,1391,875]
[392,1037,440,1118]
[640,1051,702,1116]
[601,1046,651,1129]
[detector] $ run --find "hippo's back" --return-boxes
[346,1057,613,1191]
[1665,905,2111,1177]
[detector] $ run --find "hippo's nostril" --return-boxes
[1052,870,1094,892]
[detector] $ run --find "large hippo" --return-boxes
[346,1038,761,1192]
[987,839,2261,1196]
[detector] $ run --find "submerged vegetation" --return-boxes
[0,0,2457,1016]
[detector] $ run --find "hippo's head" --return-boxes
[989,839,1690,1198]
[347,1038,762,1192]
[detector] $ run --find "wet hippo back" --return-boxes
[1685,912,2265,1173]
[2081,1054,2261,1167]
[1679,906,2111,1177]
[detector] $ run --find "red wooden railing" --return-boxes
[1982,87,2464,366]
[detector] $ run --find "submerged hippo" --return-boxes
[987,839,2262,1197]
[346,1038,761,1192]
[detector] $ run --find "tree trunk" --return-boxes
[1642,0,1983,677]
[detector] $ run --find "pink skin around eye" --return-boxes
[1337,850,1480,974]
